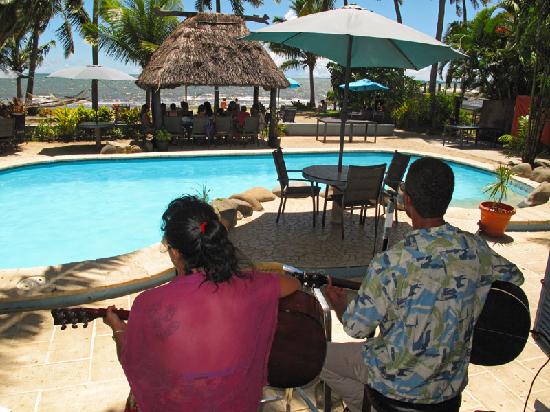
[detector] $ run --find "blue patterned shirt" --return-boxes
[342,223,524,403]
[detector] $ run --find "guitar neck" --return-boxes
[90,308,130,321]
[290,271,361,290]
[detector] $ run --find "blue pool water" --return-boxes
[0,152,528,268]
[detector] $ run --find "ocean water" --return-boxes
[0,73,332,108]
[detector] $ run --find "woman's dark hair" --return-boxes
[404,157,454,218]
[161,195,243,284]
[170,103,177,110]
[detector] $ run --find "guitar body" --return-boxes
[268,290,327,388]
[471,280,530,366]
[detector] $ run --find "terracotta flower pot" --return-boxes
[478,201,516,237]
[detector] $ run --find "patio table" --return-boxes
[303,165,349,224]
[78,121,115,146]
[315,117,377,143]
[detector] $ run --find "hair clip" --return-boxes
[200,221,207,234]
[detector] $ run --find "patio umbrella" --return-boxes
[286,77,301,89]
[48,65,136,121]
[244,5,463,170]
[0,69,19,79]
[339,78,388,92]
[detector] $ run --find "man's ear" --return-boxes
[403,192,413,218]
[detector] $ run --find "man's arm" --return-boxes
[325,263,390,340]
[481,240,524,286]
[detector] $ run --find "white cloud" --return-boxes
[284,9,297,20]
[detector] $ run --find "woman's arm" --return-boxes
[276,273,301,298]
[104,305,127,361]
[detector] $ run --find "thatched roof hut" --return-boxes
[137,13,289,90]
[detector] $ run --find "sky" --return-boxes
[37,0,498,79]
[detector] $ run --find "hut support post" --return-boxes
[152,89,162,129]
[253,86,259,105]
[214,87,220,110]
[269,88,278,148]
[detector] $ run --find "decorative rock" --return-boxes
[511,163,532,178]
[272,181,309,198]
[230,193,263,211]
[534,159,550,168]
[244,187,276,202]
[100,144,123,154]
[219,208,237,229]
[519,182,550,207]
[212,198,236,212]
[125,145,143,153]
[531,167,550,183]
[227,198,253,217]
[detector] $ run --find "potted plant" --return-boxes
[479,164,516,236]
[154,129,172,151]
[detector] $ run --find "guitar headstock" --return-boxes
[288,272,329,288]
[51,308,103,330]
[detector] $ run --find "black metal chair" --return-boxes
[324,164,386,242]
[272,148,320,226]
[382,151,411,224]
[362,386,461,412]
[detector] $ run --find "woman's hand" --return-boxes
[103,305,127,332]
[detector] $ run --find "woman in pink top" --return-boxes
[104,195,300,412]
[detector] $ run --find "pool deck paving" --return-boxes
[0,132,549,412]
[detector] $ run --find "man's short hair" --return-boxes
[404,157,454,218]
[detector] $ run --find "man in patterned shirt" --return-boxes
[322,157,524,412]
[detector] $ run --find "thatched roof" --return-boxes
[137,13,289,90]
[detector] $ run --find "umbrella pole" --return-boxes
[338,35,353,172]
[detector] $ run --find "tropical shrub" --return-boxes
[74,105,96,123]
[498,115,529,157]
[391,93,453,131]
[52,107,79,138]
[154,129,171,141]
[97,106,114,122]
[32,118,57,142]
[110,127,124,139]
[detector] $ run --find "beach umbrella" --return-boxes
[244,5,463,170]
[0,69,19,79]
[48,65,136,122]
[339,78,388,92]
[48,65,136,81]
[286,77,301,89]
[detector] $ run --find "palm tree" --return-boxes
[429,0,490,123]
[23,0,88,103]
[96,0,180,105]
[194,0,262,16]
[393,0,403,24]
[0,32,55,98]
[0,0,37,49]
[450,0,489,24]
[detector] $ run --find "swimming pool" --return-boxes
[0,152,529,268]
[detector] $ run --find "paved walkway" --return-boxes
[1,132,549,412]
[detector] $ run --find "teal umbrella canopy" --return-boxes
[243,5,463,170]
[339,78,388,92]
[286,77,301,89]
[243,6,463,70]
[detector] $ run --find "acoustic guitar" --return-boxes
[51,290,328,389]
[288,271,531,367]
